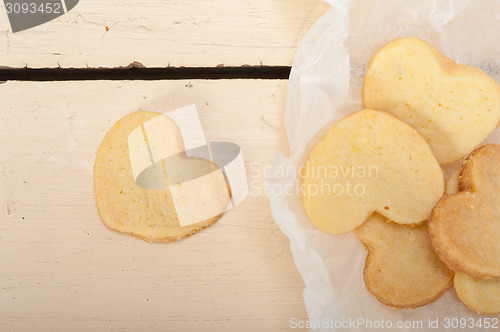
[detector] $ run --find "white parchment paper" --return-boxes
[267,0,500,330]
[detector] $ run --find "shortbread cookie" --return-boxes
[446,170,500,314]
[362,36,500,164]
[95,111,230,242]
[355,213,453,308]
[429,144,500,279]
[454,273,500,315]
[301,109,444,234]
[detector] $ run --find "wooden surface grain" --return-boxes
[0,80,305,331]
[0,0,330,68]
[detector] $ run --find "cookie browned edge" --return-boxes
[357,221,453,309]
[127,215,222,243]
[427,194,481,278]
[429,144,500,279]
[124,177,232,243]
[94,111,232,243]
[459,144,500,192]
[95,172,232,243]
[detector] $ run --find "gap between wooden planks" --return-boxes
[0,65,292,81]
[0,80,303,332]
[0,0,330,68]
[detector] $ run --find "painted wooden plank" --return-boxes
[0,0,330,68]
[0,80,306,331]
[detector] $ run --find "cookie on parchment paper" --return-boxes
[429,144,500,279]
[445,169,500,315]
[355,213,453,309]
[301,109,444,234]
[363,37,500,164]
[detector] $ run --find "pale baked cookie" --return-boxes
[362,36,500,165]
[454,273,500,315]
[95,111,230,242]
[446,170,500,315]
[301,109,444,234]
[355,213,453,309]
[429,144,500,279]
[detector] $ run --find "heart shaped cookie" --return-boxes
[301,109,444,234]
[355,213,453,308]
[429,144,500,279]
[362,37,500,164]
[444,170,500,314]
[95,111,230,242]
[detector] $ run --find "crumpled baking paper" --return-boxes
[266,0,500,330]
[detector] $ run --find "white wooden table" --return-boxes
[0,1,330,331]
[0,0,329,68]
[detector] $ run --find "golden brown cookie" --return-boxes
[95,111,230,242]
[301,109,444,234]
[445,170,500,314]
[363,37,500,164]
[355,213,453,308]
[429,144,500,279]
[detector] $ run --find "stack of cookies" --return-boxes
[301,37,500,313]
